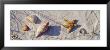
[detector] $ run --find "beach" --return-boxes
[10,10,100,40]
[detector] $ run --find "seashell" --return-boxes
[63,18,77,33]
[25,15,38,23]
[36,21,49,37]
[22,23,29,31]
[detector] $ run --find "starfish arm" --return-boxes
[67,27,72,33]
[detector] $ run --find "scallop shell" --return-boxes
[36,21,49,37]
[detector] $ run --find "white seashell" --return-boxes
[36,21,49,37]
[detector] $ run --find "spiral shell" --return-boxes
[25,15,38,23]
[36,21,49,37]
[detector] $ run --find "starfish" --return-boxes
[63,18,77,33]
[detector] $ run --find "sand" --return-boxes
[10,10,100,40]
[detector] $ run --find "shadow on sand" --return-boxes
[36,26,61,38]
[71,20,81,32]
[44,26,61,36]
[34,16,41,24]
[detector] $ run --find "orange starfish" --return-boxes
[63,18,77,33]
